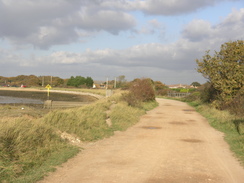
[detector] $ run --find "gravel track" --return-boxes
[39,98,244,183]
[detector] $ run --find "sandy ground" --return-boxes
[39,98,244,183]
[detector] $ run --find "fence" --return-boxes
[167,92,190,98]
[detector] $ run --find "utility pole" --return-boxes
[114,77,116,88]
[42,76,44,87]
[106,77,108,90]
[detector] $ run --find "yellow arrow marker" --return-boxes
[45,84,52,98]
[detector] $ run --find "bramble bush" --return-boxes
[123,78,155,107]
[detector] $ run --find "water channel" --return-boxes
[0,96,44,104]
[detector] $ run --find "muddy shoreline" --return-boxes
[0,89,97,102]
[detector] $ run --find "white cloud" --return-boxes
[133,0,234,15]
[0,0,136,49]
[78,9,136,34]
[182,8,244,46]
[182,19,213,42]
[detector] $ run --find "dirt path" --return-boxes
[39,98,244,183]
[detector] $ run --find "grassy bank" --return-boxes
[0,117,79,183]
[185,100,244,166]
[0,92,158,183]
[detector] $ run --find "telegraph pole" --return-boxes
[42,76,44,87]
[114,77,116,88]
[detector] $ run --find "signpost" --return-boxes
[45,84,52,99]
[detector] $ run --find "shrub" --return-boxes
[223,88,244,117]
[122,78,155,107]
[183,91,200,102]
[198,82,219,104]
[155,88,170,96]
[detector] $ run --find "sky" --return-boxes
[0,0,244,85]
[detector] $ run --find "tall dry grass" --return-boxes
[0,117,78,183]
[110,102,146,131]
[43,99,113,141]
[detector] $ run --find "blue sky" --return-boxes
[0,0,244,84]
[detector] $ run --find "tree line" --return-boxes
[0,75,94,88]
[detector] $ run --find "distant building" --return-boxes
[167,84,197,89]
[92,83,106,89]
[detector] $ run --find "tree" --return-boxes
[67,76,84,87]
[116,75,127,88]
[67,76,93,88]
[191,82,201,87]
[86,77,93,88]
[196,40,244,104]
[67,76,75,86]
[154,81,166,90]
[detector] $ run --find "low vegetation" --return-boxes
[0,117,79,183]
[0,79,157,183]
[122,78,156,107]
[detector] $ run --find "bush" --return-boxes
[123,78,155,107]
[223,89,244,117]
[183,92,200,102]
[155,88,170,96]
[199,82,219,104]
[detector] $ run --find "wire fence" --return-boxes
[167,92,190,98]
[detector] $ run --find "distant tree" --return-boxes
[86,77,94,88]
[191,82,201,87]
[75,76,86,87]
[196,40,244,104]
[154,81,166,90]
[67,76,93,87]
[67,76,75,86]
[12,75,40,86]
[116,75,127,88]
[52,77,64,86]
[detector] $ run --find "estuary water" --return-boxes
[0,96,43,104]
